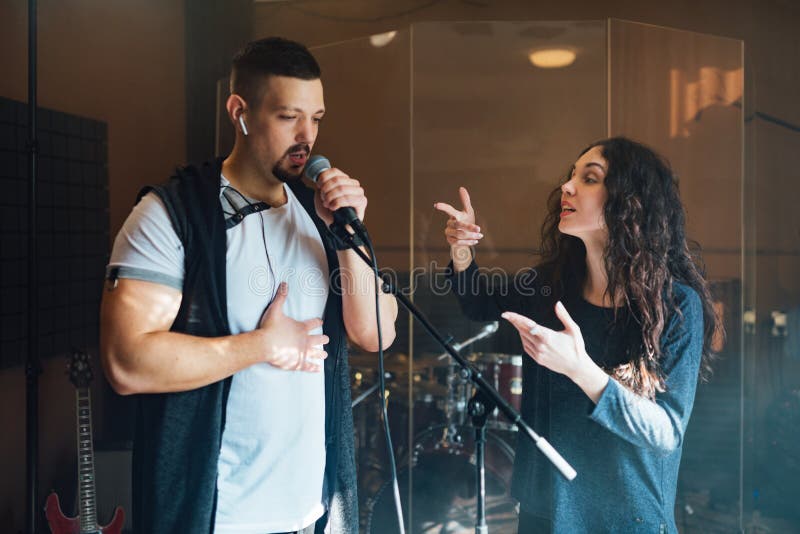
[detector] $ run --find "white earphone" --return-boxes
[238,115,249,136]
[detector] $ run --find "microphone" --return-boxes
[438,321,500,360]
[454,321,499,351]
[304,155,366,235]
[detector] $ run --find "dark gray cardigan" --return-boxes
[122,159,358,533]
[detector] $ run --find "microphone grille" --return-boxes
[304,155,331,182]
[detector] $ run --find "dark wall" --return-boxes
[0,1,186,530]
[185,0,253,163]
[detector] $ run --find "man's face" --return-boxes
[248,75,325,182]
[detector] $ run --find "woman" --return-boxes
[434,137,718,533]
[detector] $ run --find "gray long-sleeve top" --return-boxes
[449,260,703,534]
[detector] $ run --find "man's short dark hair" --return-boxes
[230,37,321,106]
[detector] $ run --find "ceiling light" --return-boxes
[369,31,397,48]
[528,48,576,69]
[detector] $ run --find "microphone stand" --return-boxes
[334,226,576,532]
[468,389,494,534]
[26,2,41,533]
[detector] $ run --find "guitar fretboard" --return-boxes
[76,387,97,531]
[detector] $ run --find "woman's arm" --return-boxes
[450,259,537,322]
[588,286,703,455]
[436,187,537,322]
[503,286,704,456]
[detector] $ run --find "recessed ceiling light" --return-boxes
[528,48,576,68]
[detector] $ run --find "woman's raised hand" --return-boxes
[434,187,483,270]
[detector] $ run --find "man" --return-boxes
[100,37,397,534]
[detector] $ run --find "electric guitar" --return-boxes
[45,350,124,534]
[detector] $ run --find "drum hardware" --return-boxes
[352,365,448,470]
[365,423,516,534]
[469,353,523,431]
[350,351,452,376]
[352,371,394,408]
[355,350,560,532]
[436,323,500,435]
[441,353,524,433]
[389,380,450,403]
[435,322,500,361]
[360,348,575,531]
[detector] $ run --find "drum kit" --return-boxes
[351,341,523,533]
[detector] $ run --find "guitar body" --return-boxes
[45,493,79,533]
[45,492,125,534]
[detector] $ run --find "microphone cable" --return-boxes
[362,230,406,534]
[307,153,405,532]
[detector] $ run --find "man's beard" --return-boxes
[271,161,301,183]
[272,143,309,183]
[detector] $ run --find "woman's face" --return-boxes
[558,145,609,244]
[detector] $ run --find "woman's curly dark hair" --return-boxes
[538,137,719,399]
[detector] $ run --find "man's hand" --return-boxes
[313,167,367,228]
[258,282,329,372]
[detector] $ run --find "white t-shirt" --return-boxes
[108,176,329,533]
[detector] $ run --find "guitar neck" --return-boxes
[76,387,98,532]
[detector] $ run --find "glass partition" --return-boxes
[311,31,416,532]
[608,20,745,533]
[741,40,800,533]
[408,21,606,534]
[312,20,747,533]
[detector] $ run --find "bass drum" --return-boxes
[365,424,518,534]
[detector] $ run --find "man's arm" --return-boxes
[336,248,398,352]
[313,168,398,352]
[100,279,328,395]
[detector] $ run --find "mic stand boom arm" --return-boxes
[333,227,577,482]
